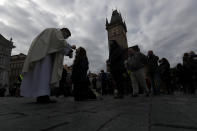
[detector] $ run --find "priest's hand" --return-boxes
[71,45,76,50]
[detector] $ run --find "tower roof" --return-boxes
[110,10,123,24]
[106,9,127,32]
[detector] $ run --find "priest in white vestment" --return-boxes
[20,28,75,103]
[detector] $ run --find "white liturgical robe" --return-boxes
[20,28,72,97]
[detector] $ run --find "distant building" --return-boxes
[9,53,26,88]
[0,34,15,93]
[106,9,128,51]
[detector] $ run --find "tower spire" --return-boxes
[106,18,109,25]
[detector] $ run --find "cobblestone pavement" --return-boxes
[0,95,197,131]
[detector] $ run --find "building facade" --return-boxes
[106,10,128,51]
[0,34,15,92]
[9,53,26,88]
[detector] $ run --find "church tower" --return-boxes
[106,10,128,51]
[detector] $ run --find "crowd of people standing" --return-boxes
[108,40,197,98]
[55,39,197,100]
[1,28,197,104]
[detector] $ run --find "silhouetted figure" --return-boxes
[109,40,126,98]
[99,70,108,95]
[92,76,97,89]
[188,51,197,94]
[176,63,184,92]
[15,74,23,96]
[182,53,193,94]
[169,69,176,94]
[71,47,96,101]
[0,84,6,97]
[158,58,171,94]
[147,50,160,95]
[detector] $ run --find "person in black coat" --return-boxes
[188,51,197,94]
[71,47,96,101]
[176,63,184,92]
[147,50,160,95]
[92,76,97,89]
[99,70,108,95]
[109,40,126,98]
[158,58,171,94]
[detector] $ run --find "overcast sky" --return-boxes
[0,0,197,73]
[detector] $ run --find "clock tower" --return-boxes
[106,10,128,52]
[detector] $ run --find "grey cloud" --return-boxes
[0,0,59,54]
[126,0,197,67]
[1,0,197,71]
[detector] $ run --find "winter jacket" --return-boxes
[127,52,147,71]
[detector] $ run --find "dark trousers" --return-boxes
[148,73,160,95]
[112,71,124,96]
[101,81,107,95]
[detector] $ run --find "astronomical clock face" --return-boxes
[110,27,120,37]
[122,29,126,35]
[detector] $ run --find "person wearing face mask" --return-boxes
[20,28,76,103]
